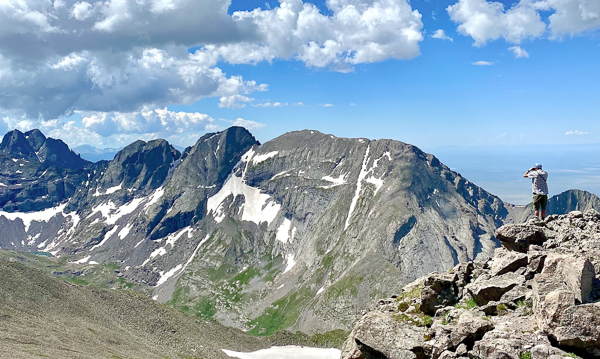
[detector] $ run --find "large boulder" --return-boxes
[549,303,600,348]
[495,224,546,252]
[424,310,493,358]
[466,272,525,306]
[489,248,528,277]
[341,311,427,359]
[420,272,460,316]
[541,253,595,304]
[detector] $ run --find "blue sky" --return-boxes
[0,0,599,203]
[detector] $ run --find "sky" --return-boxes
[1,0,599,203]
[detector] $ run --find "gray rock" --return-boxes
[341,311,427,359]
[495,224,546,252]
[489,248,528,277]
[466,272,525,306]
[420,272,460,315]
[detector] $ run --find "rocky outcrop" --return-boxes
[342,210,600,359]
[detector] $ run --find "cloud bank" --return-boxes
[447,0,600,45]
[0,0,425,146]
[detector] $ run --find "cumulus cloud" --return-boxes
[509,45,530,58]
[229,118,265,130]
[0,0,425,143]
[447,0,545,46]
[253,101,288,107]
[319,103,335,107]
[565,130,590,135]
[432,29,453,41]
[197,0,424,70]
[447,0,600,45]
[472,60,494,65]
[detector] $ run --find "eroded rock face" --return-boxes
[343,210,600,358]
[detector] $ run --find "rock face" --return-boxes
[1,126,599,338]
[342,210,600,359]
[0,129,93,212]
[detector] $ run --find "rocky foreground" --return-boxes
[342,210,600,359]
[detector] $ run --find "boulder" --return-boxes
[420,272,459,316]
[541,253,595,304]
[466,272,525,306]
[489,248,528,277]
[424,310,493,359]
[341,311,427,359]
[550,302,600,348]
[495,224,546,252]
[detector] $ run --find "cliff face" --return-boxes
[0,127,597,337]
[342,210,600,359]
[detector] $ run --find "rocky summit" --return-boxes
[342,209,600,359]
[0,126,599,341]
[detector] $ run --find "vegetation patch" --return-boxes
[455,298,477,310]
[267,329,350,349]
[247,288,313,336]
[327,275,364,299]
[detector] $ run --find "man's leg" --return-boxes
[533,195,541,219]
[541,195,548,219]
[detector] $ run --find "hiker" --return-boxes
[523,163,548,219]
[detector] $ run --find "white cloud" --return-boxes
[447,0,600,45]
[230,118,265,130]
[565,130,590,136]
[80,108,215,137]
[253,101,288,107]
[447,0,545,46]
[509,45,529,58]
[543,0,600,36]
[472,60,494,65]
[319,103,334,107]
[432,29,453,41]
[350,103,356,106]
[0,0,424,138]
[197,0,424,71]
[70,1,94,20]
[292,102,304,106]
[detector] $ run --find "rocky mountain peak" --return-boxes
[23,129,47,151]
[97,138,181,193]
[343,210,600,358]
[0,129,37,160]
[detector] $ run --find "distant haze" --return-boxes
[431,144,600,205]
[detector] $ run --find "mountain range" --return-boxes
[0,127,598,337]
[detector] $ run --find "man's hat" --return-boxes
[535,163,542,169]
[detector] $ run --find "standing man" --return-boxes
[524,163,548,219]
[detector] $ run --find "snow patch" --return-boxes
[118,223,133,239]
[105,184,122,195]
[142,246,168,266]
[91,225,119,251]
[105,197,145,225]
[70,255,91,264]
[252,151,278,165]
[320,173,347,189]
[0,203,67,232]
[154,234,211,287]
[207,175,280,225]
[345,146,370,230]
[366,176,384,195]
[271,170,293,180]
[156,264,183,286]
[283,254,296,274]
[144,186,165,211]
[222,346,341,359]
[276,219,292,244]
